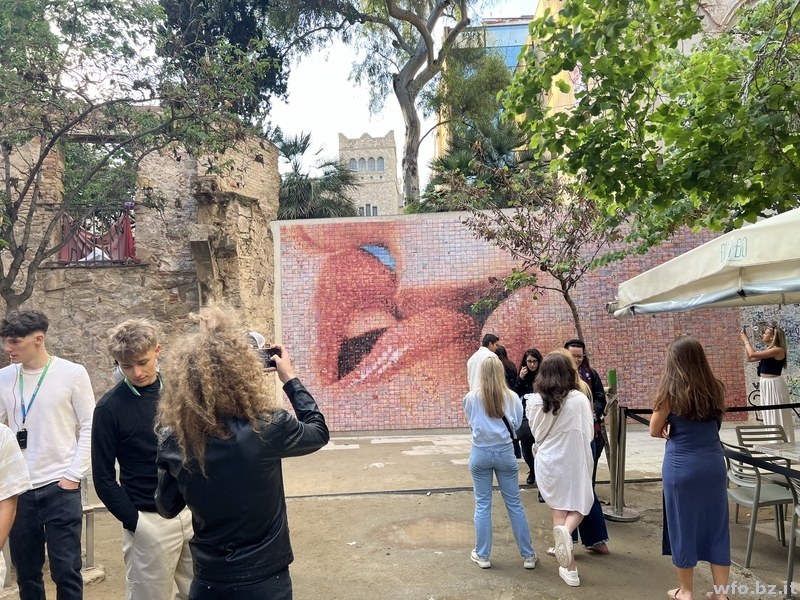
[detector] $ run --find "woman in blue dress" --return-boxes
[650,336,730,600]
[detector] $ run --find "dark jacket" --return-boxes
[578,365,607,423]
[155,378,329,583]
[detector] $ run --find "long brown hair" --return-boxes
[478,355,512,419]
[653,336,726,421]
[156,309,279,475]
[534,352,580,415]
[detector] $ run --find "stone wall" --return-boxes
[273,214,747,432]
[3,138,280,400]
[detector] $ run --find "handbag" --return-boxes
[531,409,560,458]
[501,416,522,459]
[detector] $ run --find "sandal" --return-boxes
[588,542,610,555]
[667,589,681,599]
[546,547,555,556]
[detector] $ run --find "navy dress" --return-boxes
[662,413,731,568]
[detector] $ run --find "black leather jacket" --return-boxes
[155,378,329,583]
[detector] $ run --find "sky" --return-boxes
[267,0,537,189]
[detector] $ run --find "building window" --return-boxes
[358,207,365,216]
[368,158,375,172]
[365,204,371,216]
[377,157,385,171]
[372,206,378,216]
[358,158,366,172]
[349,159,357,171]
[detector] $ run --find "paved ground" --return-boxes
[5,423,798,599]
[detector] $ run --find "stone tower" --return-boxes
[338,131,402,215]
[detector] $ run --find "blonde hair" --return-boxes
[478,355,512,419]
[156,309,278,475]
[768,326,789,369]
[107,320,159,362]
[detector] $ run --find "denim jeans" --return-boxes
[189,568,292,600]
[10,481,84,600]
[469,443,535,559]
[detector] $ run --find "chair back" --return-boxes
[722,441,762,489]
[736,424,788,450]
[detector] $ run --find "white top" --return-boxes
[527,389,594,514]
[466,346,496,392]
[0,423,31,500]
[0,357,95,488]
[463,390,523,447]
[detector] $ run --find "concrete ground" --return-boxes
[9,423,800,599]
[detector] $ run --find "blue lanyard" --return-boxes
[19,357,52,424]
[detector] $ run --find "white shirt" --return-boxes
[463,390,523,447]
[0,423,32,583]
[466,346,496,392]
[0,357,95,488]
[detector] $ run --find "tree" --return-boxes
[408,118,553,212]
[289,0,476,203]
[439,166,619,340]
[504,0,800,250]
[275,132,359,219]
[0,0,284,313]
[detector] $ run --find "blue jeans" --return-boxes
[10,482,84,600]
[189,567,292,600]
[469,443,534,559]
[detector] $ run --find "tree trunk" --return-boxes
[2,293,25,316]
[562,286,584,342]
[394,81,421,204]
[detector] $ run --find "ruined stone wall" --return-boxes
[3,139,280,400]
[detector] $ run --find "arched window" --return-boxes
[377,157,385,171]
[358,158,366,172]
[368,158,375,172]
[349,159,357,171]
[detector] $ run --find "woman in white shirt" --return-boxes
[527,352,594,588]
[463,356,536,571]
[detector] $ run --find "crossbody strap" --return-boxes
[501,415,517,441]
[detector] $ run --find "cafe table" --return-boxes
[753,441,800,462]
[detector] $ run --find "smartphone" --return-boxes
[255,347,281,368]
[664,422,672,438]
[742,325,748,333]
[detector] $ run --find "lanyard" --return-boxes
[19,357,52,424]
[124,373,163,397]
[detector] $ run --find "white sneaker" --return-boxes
[559,566,580,587]
[553,525,574,569]
[523,555,537,570]
[470,550,491,569]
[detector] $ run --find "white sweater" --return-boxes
[0,357,95,488]
[466,346,496,392]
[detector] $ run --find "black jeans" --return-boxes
[10,482,84,600]
[189,568,293,600]
[573,440,610,548]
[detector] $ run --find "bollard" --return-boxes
[84,509,95,569]
[603,372,618,514]
[604,404,641,522]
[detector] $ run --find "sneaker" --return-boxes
[559,566,580,587]
[470,550,491,569]
[523,555,537,570]
[553,525,574,569]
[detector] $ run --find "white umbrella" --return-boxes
[608,207,800,319]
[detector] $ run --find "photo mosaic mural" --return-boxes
[274,214,747,431]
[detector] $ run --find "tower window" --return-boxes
[349,159,357,171]
[358,158,366,172]
[377,157,385,171]
[372,206,378,216]
[368,158,375,172]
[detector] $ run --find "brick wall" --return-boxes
[273,213,748,431]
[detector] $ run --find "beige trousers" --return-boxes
[122,508,193,600]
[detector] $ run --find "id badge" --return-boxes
[16,428,27,450]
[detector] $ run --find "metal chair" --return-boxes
[784,472,800,597]
[736,424,791,488]
[722,441,794,568]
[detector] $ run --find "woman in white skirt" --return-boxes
[740,324,794,442]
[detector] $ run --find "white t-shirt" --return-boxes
[0,357,94,488]
[0,423,32,582]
